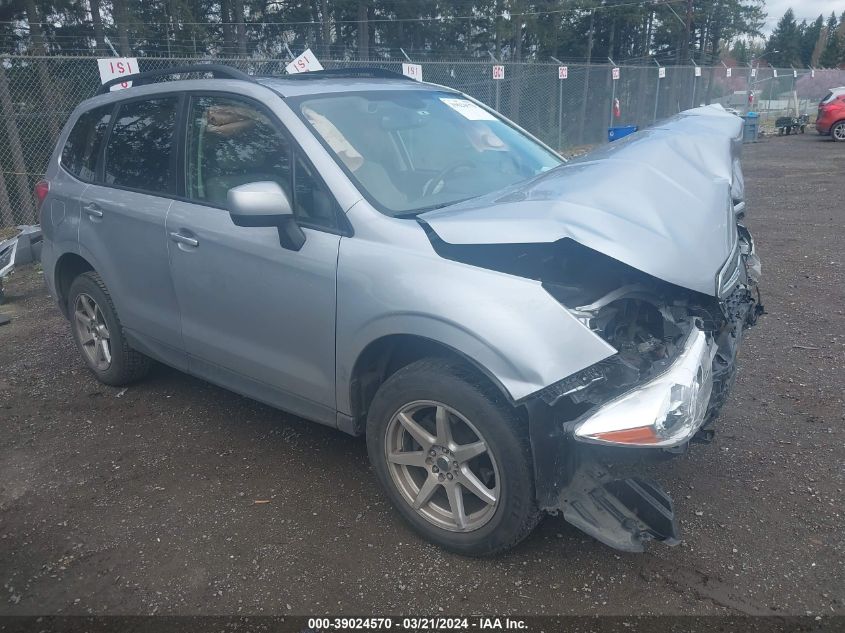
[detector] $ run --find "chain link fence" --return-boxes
[2,54,844,228]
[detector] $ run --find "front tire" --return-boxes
[67,271,151,386]
[366,358,540,556]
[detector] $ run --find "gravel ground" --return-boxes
[0,132,842,617]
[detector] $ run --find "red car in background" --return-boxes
[816,87,845,141]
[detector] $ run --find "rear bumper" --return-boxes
[816,116,834,134]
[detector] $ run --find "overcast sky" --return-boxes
[761,0,845,34]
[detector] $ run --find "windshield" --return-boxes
[294,90,562,216]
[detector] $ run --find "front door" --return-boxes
[166,94,344,425]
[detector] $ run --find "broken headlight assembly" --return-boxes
[569,328,716,447]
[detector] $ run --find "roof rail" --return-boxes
[277,67,414,81]
[97,64,253,95]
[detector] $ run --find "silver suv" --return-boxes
[40,66,761,555]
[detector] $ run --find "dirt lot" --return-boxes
[0,132,842,618]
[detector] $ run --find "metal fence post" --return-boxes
[551,57,564,151]
[608,58,616,130]
[653,60,662,121]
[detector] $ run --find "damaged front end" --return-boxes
[419,105,763,551]
[527,238,762,552]
[425,228,762,551]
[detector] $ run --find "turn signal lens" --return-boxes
[588,426,660,445]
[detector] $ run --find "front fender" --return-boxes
[335,232,616,415]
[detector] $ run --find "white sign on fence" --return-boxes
[611,67,620,80]
[772,69,778,78]
[726,67,732,78]
[751,68,757,78]
[402,63,423,81]
[492,65,505,80]
[694,66,702,77]
[558,66,568,79]
[97,57,138,91]
[658,66,665,79]
[285,48,323,74]
[811,68,815,78]
[793,69,797,78]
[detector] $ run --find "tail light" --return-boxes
[34,179,49,222]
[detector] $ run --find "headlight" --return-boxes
[572,329,715,447]
[716,244,742,298]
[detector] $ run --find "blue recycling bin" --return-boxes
[743,112,759,143]
[608,125,638,142]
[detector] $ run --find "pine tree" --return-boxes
[766,8,801,67]
[819,12,840,67]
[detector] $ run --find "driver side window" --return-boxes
[186,96,292,208]
[185,95,342,232]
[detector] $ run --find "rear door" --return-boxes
[165,93,344,424]
[77,94,186,369]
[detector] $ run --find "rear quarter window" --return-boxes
[104,97,178,194]
[61,105,113,181]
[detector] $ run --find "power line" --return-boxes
[1,0,690,29]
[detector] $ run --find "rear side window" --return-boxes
[61,105,113,181]
[104,97,178,193]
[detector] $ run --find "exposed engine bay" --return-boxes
[425,223,763,552]
[427,229,762,429]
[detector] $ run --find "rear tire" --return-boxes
[366,357,540,556]
[67,271,151,386]
[832,121,845,142]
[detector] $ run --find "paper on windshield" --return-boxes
[302,106,363,171]
[439,98,497,121]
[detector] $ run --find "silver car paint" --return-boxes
[42,77,737,432]
[333,199,617,414]
[421,106,744,298]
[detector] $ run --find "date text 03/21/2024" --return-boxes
[306,617,528,630]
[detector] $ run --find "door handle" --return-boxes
[83,203,103,218]
[170,231,199,248]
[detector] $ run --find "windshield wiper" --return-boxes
[393,197,476,218]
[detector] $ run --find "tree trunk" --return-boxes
[0,63,36,224]
[578,8,595,144]
[220,0,235,55]
[494,0,503,59]
[23,0,60,140]
[510,1,523,119]
[321,0,332,58]
[112,0,131,55]
[0,168,14,228]
[89,0,106,55]
[233,0,247,57]
[357,0,369,61]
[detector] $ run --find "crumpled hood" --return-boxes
[420,105,744,297]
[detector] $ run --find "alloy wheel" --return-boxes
[384,400,500,532]
[833,123,845,141]
[73,293,112,371]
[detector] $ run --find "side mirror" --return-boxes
[227,181,305,251]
